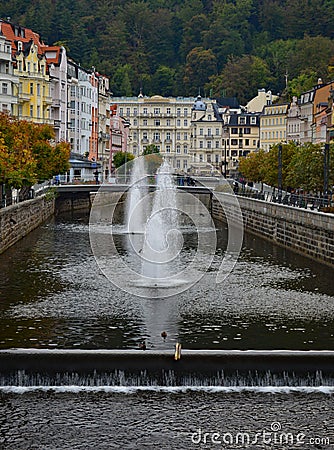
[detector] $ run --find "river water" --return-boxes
[1,210,334,449]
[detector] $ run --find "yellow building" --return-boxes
[1,20,52,124]
[260,103,289,151]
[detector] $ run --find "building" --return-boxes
[0,25,18,115]
[110,94,213,173]
[1,20,53,124]
[44,45,68,143]
[246,89,278,113]
[286,96,302,143]
[97,73,112,181]
[260,103,289,151]
[190,95,222,175]
[226,112,261,176]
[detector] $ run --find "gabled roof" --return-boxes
[0,19,45,56]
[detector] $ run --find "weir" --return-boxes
[1,350,334,387]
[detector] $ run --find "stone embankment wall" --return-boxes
[0,196,54,254]
[212,193,334,267]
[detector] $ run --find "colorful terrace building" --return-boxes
[0,20,52,125]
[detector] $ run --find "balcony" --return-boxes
[53,119,61,128]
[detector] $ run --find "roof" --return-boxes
[0,19,45,56]
[216,97,240,109]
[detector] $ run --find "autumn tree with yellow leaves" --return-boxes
[0,113,70,199]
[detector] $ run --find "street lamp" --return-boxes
[222,125,228,178]
[324,143,330,203]
[278,144,283,203]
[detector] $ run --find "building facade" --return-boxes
[0,28,18,115]
[260,103,289,151]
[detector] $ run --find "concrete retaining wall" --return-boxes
[0,196,54,254]
[212,193,334,267]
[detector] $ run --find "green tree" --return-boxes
[286,143,334,191]
[183,47,217,95]
[238,149,267,182]
[113,151,135,169]
[142,144,160,155]
[209,55,273,104]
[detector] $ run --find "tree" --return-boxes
[0,113,70,193]
[183,47,217,94]
[286,142,334,192]
[142,144,159,155]
[238,149,267,182]
[209,55,273,104]
[113,151,135,169]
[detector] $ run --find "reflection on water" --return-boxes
[0,210,334,350]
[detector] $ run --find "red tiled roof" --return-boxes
[42,45,61,64]
[0,20,45,56]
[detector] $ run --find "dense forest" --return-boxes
[1,0,334,103]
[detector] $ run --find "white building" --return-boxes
[0,29,18,115]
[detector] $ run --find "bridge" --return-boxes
[55,183,213,196]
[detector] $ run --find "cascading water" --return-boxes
[140,160,181,284]
[125,156,148,234]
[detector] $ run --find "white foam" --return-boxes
[1,385,334,395]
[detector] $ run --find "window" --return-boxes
[250,116,256,124]
[143,107,148,115]
[244,128,251,134]
[184,119,188,126]
[199,128,203,136]
[166,132,171,141]
[239,117,246,125]
[166,107,171,115]
[143,132,148,140]
[215,128,220,136]
[245,139,249,146]
[207,141,212,149]
[207,154,211,163]
[176,145,181,153]
[133,119,138,126]
[215,141,219,148]
[134,108,138,116]
[183,145,188,154]
[215,154,219,163]
[177,119,181,126]
[37,105,40,118]
[176,160,181,169]
[37,84,40,96]
[154,107,160,115]
[231,128,238,135]
[30,83,33,94]
[184,108,188,117]
[30,105,33,117]
[199,154,203,162]
[166,145,171,153]
[153,131,160,141]
[143,119,147,126]
[177,108,181,117]
[231,139,238,145]
[183,160,187,169]
[2,83,8,95]
[184,132,188,140]
[176,132,181,140]
[154,119,160,126]
[166,119,171,126]
[119,107,123,115]
[126,108,130,116]
[200,141,203,149]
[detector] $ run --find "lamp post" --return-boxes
[278,144,283,203]
[222,126,228,178]
[324,143,330,204]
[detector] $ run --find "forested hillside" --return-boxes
[1,0,334,103]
